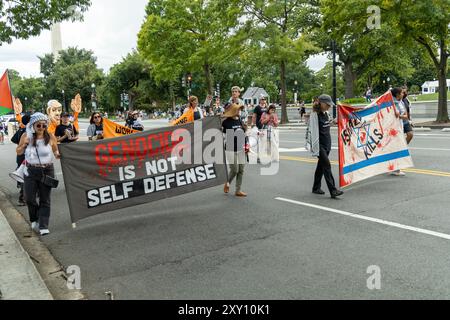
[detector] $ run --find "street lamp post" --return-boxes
[187,73,192,98]
[61,90,66,112]
[40,94,44,113]
[332,40,337,118]
[294,80,298,105]
[91,83,97,112]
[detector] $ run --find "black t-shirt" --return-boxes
[194,110,202,121]
[55,124,78,144]
[222,118,245,152]
[254,105,265,129]
[94,124,103,135]
[318,112,332,151]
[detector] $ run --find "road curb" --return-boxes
[0,190,85,300]
[0,207,53,300]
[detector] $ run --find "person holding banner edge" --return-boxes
[308,95,344,199]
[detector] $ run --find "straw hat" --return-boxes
[222,103,241,119]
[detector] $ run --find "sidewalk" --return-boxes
[0,208,53,300]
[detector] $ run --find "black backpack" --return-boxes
[11,128,26,145]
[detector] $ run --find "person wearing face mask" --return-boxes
[308,95,344,199]
[55,112,79,144]
[16,113,60,236]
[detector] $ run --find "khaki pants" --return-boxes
[226,151,246,192]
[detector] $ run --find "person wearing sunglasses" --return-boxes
[87,112,104,141]
[16,113,60,236]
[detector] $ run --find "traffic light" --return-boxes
[181,76,186,88]
[187,73,192,85]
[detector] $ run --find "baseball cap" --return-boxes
[318,94,336,107]
[61,112,70,117]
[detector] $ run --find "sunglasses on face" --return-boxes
[36,123,47,129]
[94,116,102,119]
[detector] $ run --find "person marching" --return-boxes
[222,103,248,197]
[11,114,31,206]
[260,104,280,162]
[227,86,245,111]
[307,95,344,199]
[87,112,104,141]
[16,113,60,236]
[184,96,205,121]
[251,96,268,164]
[55,112,79,144]
[391,87,413,176]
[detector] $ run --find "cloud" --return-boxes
[1,0,148,77]
[1,0,329,78]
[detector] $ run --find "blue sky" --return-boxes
[1,0,328,78]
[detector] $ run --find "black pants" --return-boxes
[313,148,337,194]
[17,155,25,201]
[24,165,55,230]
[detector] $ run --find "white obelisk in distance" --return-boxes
[51,23,63,60]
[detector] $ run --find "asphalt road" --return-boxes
[1,121,450,299]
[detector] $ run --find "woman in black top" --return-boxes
[222,103,248,197]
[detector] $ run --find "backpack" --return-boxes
[11,127,26,145]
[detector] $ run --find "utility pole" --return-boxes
[332,40,337,118]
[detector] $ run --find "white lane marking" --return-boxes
[279,147,338,153]
[414,134,450,138]
[410,147,450,151]
[279,148,308,153]
[279,144,450,152]
[275,197,450,241]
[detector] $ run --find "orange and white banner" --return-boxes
[103,118,139,139]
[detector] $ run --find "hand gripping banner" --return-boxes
[59,116,228,223]
[338,91,414,188]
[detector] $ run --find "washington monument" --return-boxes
[51,23,63,59]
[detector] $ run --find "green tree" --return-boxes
[138,0,241,97]
[39,47,104,113]
[9,70,46,112]
[321,0,449,122]
[241,0,320,123]
[0,0,91,45]
[320,2,416,99]
[102,51,163,112]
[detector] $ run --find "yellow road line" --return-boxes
[280,156,450,178]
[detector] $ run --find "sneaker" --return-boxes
[312,189,325,195]
[40,229,50,236]
[331,190,344,199]
[391,170,406,176]
[31,222,39,232]
[235,191,247,197]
